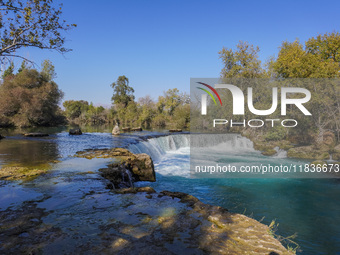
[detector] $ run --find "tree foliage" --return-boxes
[215,32,340,144]
[219,41,264,78]
[0,62,65,127]
[0,0,76,63]
[111,76,135,107]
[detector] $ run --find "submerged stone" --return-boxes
[24,133,49,137]
[69,128,82,135]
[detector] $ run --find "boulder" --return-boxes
[75,148,156,188]
[24,133,49,137]
[0,134,5,139]
[122,127,131,132]
[169,129,182,132]
[112,125,120,135]
[128,153,155,182]
[131,127,142,131]
[69,128,82,135]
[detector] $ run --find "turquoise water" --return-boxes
[131,134,340,255]
[0,129,339,254]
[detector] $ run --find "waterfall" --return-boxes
[128,134,190,162]
[273,146,288,158]
[191,133,256,154]
[128,133,257,163]
[121,169,134,188]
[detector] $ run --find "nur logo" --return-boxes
[198,82,312,116]
[196,82,222,115]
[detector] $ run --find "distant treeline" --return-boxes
[63,77,190,129]
[0,31,339,139]
[0,62,190,129]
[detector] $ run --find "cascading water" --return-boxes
[128,134,190,162]
[122,169,134,188]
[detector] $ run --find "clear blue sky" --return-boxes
[15,0,340,106]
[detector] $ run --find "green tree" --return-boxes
[306,32,340,62]
[0,67,65,127]
[273,40,339,78]
[219,41,264,78]
[0,0,76,63]
[157,88,182,116]
[17,60,27,73]
[63,100,89,119]
[111,76,135,107]
[2,61,14,78]
[41,59,57,81]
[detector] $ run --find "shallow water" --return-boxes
[0,127,339,254]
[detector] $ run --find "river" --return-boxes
[0,127,339,254]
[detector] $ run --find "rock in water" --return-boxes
[131,127,142,131]
[75,148,156,188]
[69,128,82,135]
[0,134,5,139]
[169,129,182,132]
[112,125,120,135]
[24,133,49,137]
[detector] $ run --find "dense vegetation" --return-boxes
[63,76,190,129]
[0,60,65,127]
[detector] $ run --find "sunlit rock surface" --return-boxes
[0,187,292,255]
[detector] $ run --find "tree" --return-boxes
[41,59,56,81]
[272,40,339,78]
[17,60,27,73]
[111,76,135,107]
[2,61,14,78]
[0,66,65,127]
[157,88,182,116]
[0,0,76,64]
[219,41,264,78]
[63,100,89,119]
[306,32,340,62]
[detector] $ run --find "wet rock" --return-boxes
[115,187,156,194]
[24,133,49,137]
[97,190,294,255]
[0,166,49,181]
[131,127,142,131]
[69,128,82,135]
[169,129,182,132]
[112,124,120,135]
[99,164,133,189]
[76,148,156,188]
[0,134,5,139]
[122,127,131,132]
[0,204,63,254]
[262,148,277,156]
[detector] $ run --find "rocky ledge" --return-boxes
[0,188,294,255]
[75,148,155,188]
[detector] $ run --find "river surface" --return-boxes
[0,126,339,254]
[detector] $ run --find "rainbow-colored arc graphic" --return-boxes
[196,82,222,106]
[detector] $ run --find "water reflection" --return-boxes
[0,138,60,167]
